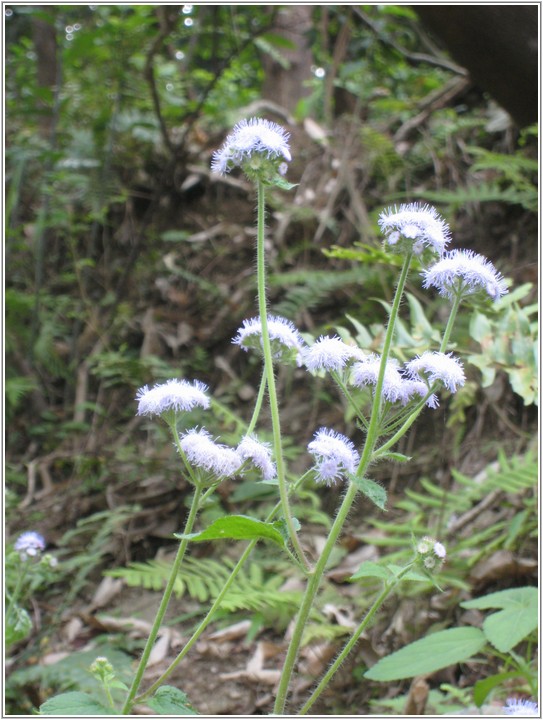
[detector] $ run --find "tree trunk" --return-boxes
[261,5,314,114]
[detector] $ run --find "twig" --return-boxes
[352,7,468,76]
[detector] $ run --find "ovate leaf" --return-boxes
[147,686,197,715]
[350,475,387,510]
[176,515,287,548]
[364,627,486,681]
[40,691,115,715]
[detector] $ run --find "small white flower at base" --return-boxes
[136,379,210,417]
[504,698,539,716]
[180,428,242,478]
[211,117,291,178]
[233,315,305,365]
[303,336,364,373]
[378,203,451,255]
[14,531,46,559]
[405,351,465,393]
[308,427,360,486]
[422,249,508,302]
[237,435,276,481]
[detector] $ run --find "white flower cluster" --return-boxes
[211,117,291,177]
[307,427,360,486]
[378,203,451,255]
[233,315,305,365]
[504,698,539,717]
[416,535,446,571]
[14,531,46,560]
[422,248,508,301]
[136,379,210,417]
[179,429,276,481]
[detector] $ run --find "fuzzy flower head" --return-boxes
[416,536,446,572]
[180,428,242,479]
[211,117,291,182]
[237,435,276,481]
[14,531,46,560]
[308,427,360,486]
[504,698,539,716]
[378,203,451,256]
[303,335,365,374]
[405,351,465,393]
[397,378,439,409]
[233,315,305,366]
[422,249,508,302]
[350,355,404,403]
[136,379,210,418]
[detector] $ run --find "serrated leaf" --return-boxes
[175,515,286,547]
[147,686,197,715]
[40,691,116,715]
[350,561,390,581]
[364,627,486,681]
[6,605,32,648]
[461,587,538,652]
[350,475,387,510]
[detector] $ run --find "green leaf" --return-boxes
[350,475,387,510]
[175,515,287,547]
[376,451,412,463]
[461,587,538,652]
[40,691,116,715]
[364,627,486,681]
[350,561,390,581]
[473,671,524,707]
[147,686,198,715]
[6,605,32,648]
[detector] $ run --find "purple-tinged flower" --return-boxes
[433,541,447,560]
[308,427,360,486]
[378,203,451,255]
[180,428,242,478]
[211,118,291,176]
[504,698,539,716]
[303,336,364,373]
[422,249,508,301]
[136,379,210,417]
[233,315,305,365]
[350,355,404,402]
[397,378,439,409]
[14,531,46,559]
[237,435,276,481]
[405,351,465,393]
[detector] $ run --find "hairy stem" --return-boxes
[256,179,308,569]
[299,563,415,714]
[274,252,414,713]
[122,482,203,714]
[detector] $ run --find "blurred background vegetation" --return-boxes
[5,4,538,715]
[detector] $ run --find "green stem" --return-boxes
[134,471,312,706]
[121,483,203,714]
[6,560,30,628]
[440,291,463,352]
[274,251,413,714]
[298,563,415,714]
[256,179,308,570]
[246,369,267,435]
